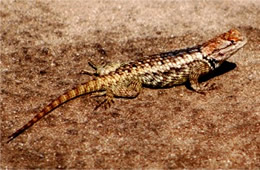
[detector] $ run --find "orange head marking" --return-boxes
[201,28,247,67]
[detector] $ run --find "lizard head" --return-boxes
[201,28,247,68]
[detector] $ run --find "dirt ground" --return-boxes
[1,0,259,169]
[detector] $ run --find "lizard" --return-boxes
[7,28,247,143]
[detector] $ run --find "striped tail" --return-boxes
[7,78,104,143]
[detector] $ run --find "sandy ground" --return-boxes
[1,0,259,169]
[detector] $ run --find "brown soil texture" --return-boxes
[1,0,259,169]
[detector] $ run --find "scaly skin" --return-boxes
[7,28,247,143]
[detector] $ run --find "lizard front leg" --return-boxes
[189,61,215,93]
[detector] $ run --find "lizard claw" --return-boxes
[93,97,114,111]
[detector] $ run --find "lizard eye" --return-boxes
[230,40,235,44]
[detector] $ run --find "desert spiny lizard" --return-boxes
[7,28,247,143]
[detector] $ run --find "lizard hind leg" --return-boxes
[111,78,142,98]
[94,78,142,110]
[93,90,114,110]
[80,61,103,76]
[81,61,122,76]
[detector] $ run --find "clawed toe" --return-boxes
[94,97,114,111]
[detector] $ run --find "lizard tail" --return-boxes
[7,78,105,143]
